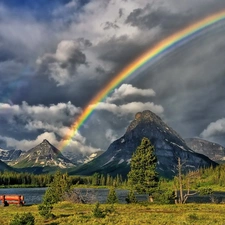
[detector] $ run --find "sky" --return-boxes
[1,0,225,156]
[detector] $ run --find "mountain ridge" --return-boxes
[185,138,225,163]
[0,148,23,162]
[10,139,75,169]
[72,110,217,178]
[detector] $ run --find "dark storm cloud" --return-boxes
[125,1,225,36]
[103,22,120,30]
[119,8,124,18]
[125,4,185,30]
[130,25,225,144]
[77,38,92,48]
[96,35,146,70]
[0,44,15,62]
[37,40,88,86]
[1,0,225,153]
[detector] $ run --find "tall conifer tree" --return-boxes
[128,137,159,200]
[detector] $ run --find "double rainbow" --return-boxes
[58,9,225,151]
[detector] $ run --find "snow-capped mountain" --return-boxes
[63,150,104,165]
[10,139,75,169]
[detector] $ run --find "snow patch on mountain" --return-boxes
[118,159,124,164]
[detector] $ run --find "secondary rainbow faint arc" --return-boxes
[58,9,225,151]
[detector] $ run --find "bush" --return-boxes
[106,187,118,204]
[125,190,137,204]
[198,187,213,196]
[92,202,105,218]
[152,190,175,204]
[10,212,35,225]
[92,202,116,218]
[38,203,54,219]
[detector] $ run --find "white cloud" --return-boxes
[24,121,85,143]
[201,118,225,138]
[92,101,164,116]
[0,101,81,125]
[0,132,58,151]
[0,131,100,154]
[106,84,156,103]
[0,101,101,154]
[37,40,87,86]
[105,129,118,143]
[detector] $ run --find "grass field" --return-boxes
[1,202,225,225]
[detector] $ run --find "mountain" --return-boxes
[185,138,225,163]
[0,148,23,162]
[0,160,15,172]
[72,110,217,178]
[63,150,104,165]
[82,151,104,164]
[10,139,75,169]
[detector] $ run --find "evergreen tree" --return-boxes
[43,171,71,204]
[38,171,72,219]
[106,187,118,204]
[128,137,159,201]
[125,189,137,204]
[92,173,100,186]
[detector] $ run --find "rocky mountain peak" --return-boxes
[42,139,50,144]
[10,139,75,169]
[127,110,161,132]
[73,110,217,178]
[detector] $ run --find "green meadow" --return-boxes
[1,202,225,225]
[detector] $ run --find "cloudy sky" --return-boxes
[1,0,225,156]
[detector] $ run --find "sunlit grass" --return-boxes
[1,202,225,225]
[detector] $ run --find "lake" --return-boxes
[0,188,224,205]
[0,188,148,205]
[0,187,47,205]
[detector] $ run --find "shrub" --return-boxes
[38,202,54,219]
[152,190,175,204]
[106,187,118,204]
[198,187,213,196]
[10,212,35,225]
[125,190,137,204]
[104,204,116,214]
[92,202,116,218]
[92,202,105,218]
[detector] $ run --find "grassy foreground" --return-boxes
[1,202,225,225]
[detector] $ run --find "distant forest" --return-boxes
[1,164,225,188]
[0,171,125,187]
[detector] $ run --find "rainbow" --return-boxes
[58,9,225,151]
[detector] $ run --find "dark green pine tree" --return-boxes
[106,187,118,204]
[128,137,159,201]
